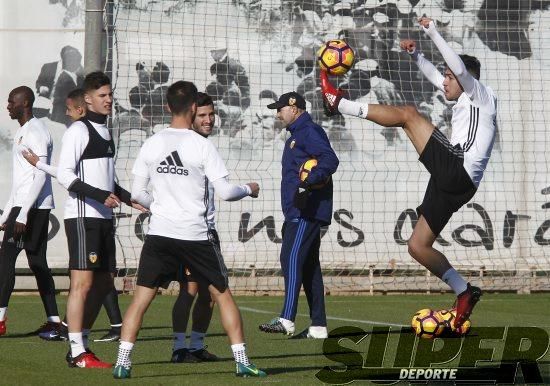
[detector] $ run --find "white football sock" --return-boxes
[173,332,187,351]
[69,332,86,357]
[338,98,369,118]
[0,307,7,321]
[231,343,250,365]
[442,268,468,295]
[189,331,206,351]
[47,315,61,323]
[308,326,328,338]
[116,341,134,368]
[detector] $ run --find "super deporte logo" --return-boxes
[157,151,189,175]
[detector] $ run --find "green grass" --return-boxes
[1,293,549,385]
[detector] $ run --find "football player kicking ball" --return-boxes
[113,81,266,379]
[321,17,497,328]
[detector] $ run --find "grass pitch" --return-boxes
[1,293,548,385]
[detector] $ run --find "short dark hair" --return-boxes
[459,54,481,80]
[11,86,35,106]
[66,88,86,106]
[166,81,197,115]
[196,92,213,108]
[83,71,111,92]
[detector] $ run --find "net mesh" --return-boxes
[106,0,550,294]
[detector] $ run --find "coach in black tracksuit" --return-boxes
[259,92,339,339]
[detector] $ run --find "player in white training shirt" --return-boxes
[22,88,124,343]
[114,81,266,379]
[170,92,220,364]
[321,17,496,329]
[0,86,61,338]
[57,72,144,368]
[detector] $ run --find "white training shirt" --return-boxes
[205,181,215,229]
[11,118,54,209]
[57,120,115,219]
[132,128,228,240]
[415,23,497,187]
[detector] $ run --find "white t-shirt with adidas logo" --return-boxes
[132,128,228,241]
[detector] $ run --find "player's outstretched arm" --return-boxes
[212,177,259,201]
[400,39,444,92]
[22,148,58,178]
[419,17,477,97]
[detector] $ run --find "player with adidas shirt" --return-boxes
[57,72,145,368]
[0,86,61,338]
[170,92,221,364]
[321,17,497,328]
[113,81,266,378]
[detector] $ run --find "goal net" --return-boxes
[106,0,550,294]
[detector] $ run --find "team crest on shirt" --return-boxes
[290,140,296,149]
[88,252,98,263]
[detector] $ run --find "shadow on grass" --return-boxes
[137,351,326,365]
[131,364,322,379]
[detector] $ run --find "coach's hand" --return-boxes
[247,182,260,198]
[294,181,310,210]
[0,223,6,231]
[14,221,26,237]
[104,193,121,208]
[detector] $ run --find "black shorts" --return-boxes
[65,217,116,272]
[175,229,221,283]
[417,130,477,236]
[2,207,50,252]
[137,231,227,292]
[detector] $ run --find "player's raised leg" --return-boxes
[321,71,435,156]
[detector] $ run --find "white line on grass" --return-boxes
[240,306,407,327]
